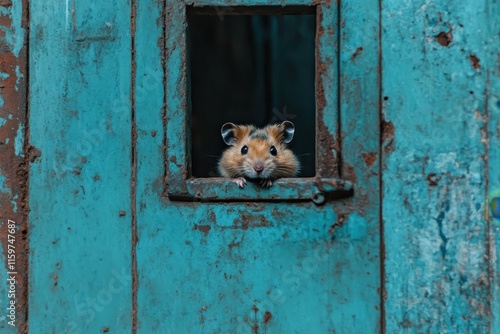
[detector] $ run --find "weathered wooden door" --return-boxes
[1,0,496,333]
[26,0,381,332]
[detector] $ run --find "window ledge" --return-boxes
[167,177,353,204]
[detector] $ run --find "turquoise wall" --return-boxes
[0,0,498,332]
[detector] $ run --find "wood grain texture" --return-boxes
[382,0,496,332]
[28,1,133,332]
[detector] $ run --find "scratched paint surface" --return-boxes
[19,0,500,332]
[28,1,133,332]
[0,0,27,332]
[486,0,500,330]
[135,0,381,333]
[382,0,499,332]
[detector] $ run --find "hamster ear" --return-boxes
[280,121,295,144]
[221,122,237,145]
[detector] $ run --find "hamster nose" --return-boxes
[253,162,264,173]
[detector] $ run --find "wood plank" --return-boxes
[136,1,381,333]
[133,0,166,331]
[336,0,381,331]
[382,0,493,331]
[0,1,28,332]
[28,1,133,332]
[487,0,500,330]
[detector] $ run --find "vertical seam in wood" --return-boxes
[336,0,342,178]
[378,0,386,332]
[484,3,492,332]
[22,0,30,332]
[161,2,168,196]
[314,5,320,177]
[130,0,138,332]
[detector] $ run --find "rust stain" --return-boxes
[52,274,58,287]
[342,163,357,183]
[382,120,395,155]
[194,224,211,235]
[263,311,272,324]
[251,304,260,333]
[435,30,452,47]
[469,54,481,69]
[0,4,28,332]
[382,121,394,140]
[228,240,241,250]
[351,46,363,60]
[170,155,177,163]
[361,152,376,167]
[102,327,110,333]
[329,214,347,234]
[233,212,269,230]
[426,173,441,186]
[314,5,339,177]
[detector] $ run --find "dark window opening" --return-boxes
[188,11,316,178]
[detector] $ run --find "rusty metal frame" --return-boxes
[164,0,351,204]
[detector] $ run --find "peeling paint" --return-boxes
[0,0,29,331]
[0,1,24,57]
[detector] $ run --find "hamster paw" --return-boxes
[260,179,273,188]
[234,177,247,188]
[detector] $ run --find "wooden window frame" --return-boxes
[165,0,352,204]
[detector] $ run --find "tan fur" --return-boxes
[218,123,300,181]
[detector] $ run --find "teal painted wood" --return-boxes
[486,0,500,330]
[136,0,381,333]
[134,0,166,330]
[0,1,28,332]
[336,0,381,331]
[23,0,498,332]
[29,1,133,332]
[382,0,496,332]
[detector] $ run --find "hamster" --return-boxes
[218,121,300,188]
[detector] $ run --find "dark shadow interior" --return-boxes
[188,12,316,177]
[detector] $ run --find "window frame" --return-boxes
[164,0,352,204]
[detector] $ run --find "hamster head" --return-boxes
[218,121,300,180]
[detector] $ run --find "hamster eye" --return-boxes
[270,146,277,156]
[241,145,248,155]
